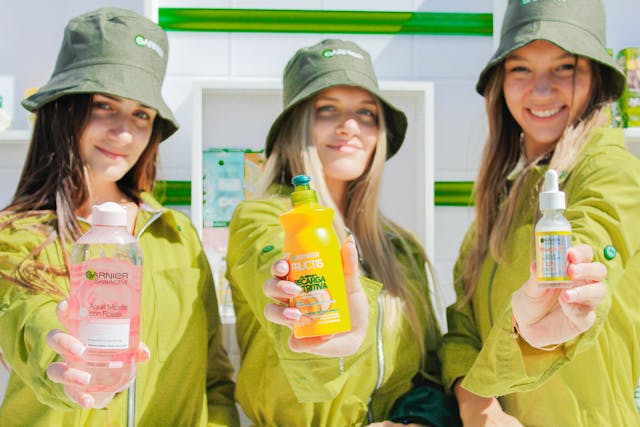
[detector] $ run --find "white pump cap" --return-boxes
[539,169,565,211]
[92,202,127,227]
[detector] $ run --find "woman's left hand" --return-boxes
[512,244,607,349]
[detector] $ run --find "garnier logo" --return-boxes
[86,270,97,280]
[134,34,164,59]
[521,0,566,5]
[322,48,363,60]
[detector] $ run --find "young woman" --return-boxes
[226,39,455,426]
[440,1,640,426]
[0,8,238,426]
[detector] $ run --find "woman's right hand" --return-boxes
[454,380,523,427]
[263,235,368,357]
[45,300,150,409]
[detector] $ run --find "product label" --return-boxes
[536,231,571,282]
[289,252,337,320]
[70,258,142,350]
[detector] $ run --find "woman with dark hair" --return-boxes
[0,7,238,426]
[441,1,640,426]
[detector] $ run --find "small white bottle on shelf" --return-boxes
[535,169,572,288]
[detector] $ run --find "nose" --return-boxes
[336,117,360,137]
[109,115,134,143]
[532,73,554,98]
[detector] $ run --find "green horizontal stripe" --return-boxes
[154,180,475,207]
[434,181,475,206]
[153,180,191,206]
[159,8,492,36]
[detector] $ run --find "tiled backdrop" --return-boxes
[1,0,638,412]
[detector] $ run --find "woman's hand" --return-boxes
[263,235,368,357]
[46,300,150,409]
[512,244,607,349]
[455,380,523,427]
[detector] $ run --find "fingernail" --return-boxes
[565,289,577,302]
[58,300,68,311]
[81,395,94,408]
[69,342,86,357]
[74,371,91,385]
[274,262,288,276]
[283,308,302,320]
[281,283,301,296]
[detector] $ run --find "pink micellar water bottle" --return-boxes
[68,202,143,392]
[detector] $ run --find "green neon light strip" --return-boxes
[158,9,492,36]
[154,180,475,207]
[434,181,475,206]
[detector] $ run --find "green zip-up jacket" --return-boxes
[441,128,640,426]
[226,186,442,426]
[0,193,239,427]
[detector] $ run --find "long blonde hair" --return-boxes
[258,96,440,355]
[462,57,609,302]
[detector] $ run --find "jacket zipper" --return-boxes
[367,293,385,423]
[125,207,166,426]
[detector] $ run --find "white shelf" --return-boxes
[0,129,31,144]
[625,127,640,157]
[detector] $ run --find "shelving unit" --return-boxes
[625,127,640,157]
[0,129,30,144]
[190,79,436,259]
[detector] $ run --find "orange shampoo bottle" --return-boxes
[279,175,351,338]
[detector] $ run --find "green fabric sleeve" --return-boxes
[462,140,640,396]
[194,231,239,426]
[439,224,483,392]
[0,232,75,410]
[226,199,377,402]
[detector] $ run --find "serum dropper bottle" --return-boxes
[535,169,572,287]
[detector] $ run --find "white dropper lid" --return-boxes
[92,202,127,227]
[539,169,565,211]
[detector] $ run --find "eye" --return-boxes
[135,110,151,120]
[356,108,378,124]
[93,101,112,111]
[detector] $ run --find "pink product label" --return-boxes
[70,258,142,348]
[80,318,130,350]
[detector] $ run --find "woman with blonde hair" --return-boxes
[441,1,640,426]
[226,38,457,426]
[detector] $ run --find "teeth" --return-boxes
[530,107,561,118]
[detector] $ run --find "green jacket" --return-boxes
[226,186,442,426]
[0,193,239,427]
[441,128,640,426]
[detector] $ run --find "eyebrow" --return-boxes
[96,93,153,110]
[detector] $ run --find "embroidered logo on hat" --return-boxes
[521,0,566,5]
[321,48,363,60]
[134,34,164,59]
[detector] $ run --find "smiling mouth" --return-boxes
[529,107,562,118]
[97,147,126,159]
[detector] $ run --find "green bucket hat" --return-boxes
[22,7,178,140]
[476,0,626,102]
[265,39,408,159]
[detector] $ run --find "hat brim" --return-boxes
[265,68,407,160]
[476,20,626,101]
[22,62,179,141]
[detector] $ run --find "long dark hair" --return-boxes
[1,94,164,294]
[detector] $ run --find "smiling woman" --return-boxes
[440,1,640,426]
[0,7,238,427]
[225,38,458,427]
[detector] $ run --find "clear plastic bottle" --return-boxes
[535,169,572,287]
[279,175,351,338]
[68,202,143,392]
